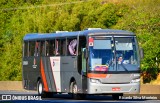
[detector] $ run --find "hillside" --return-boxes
[0,0,159,83]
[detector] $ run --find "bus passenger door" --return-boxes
[77,47,87,93]
[78,36,87,93]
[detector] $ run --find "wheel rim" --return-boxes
[73,83,77,94]
[38,82,43,94]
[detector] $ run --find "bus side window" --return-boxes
[55,39,61,56]
[24,41,28,57]
[40,41,45,56]
[46,41,49,56]
[67,38,77,56]
[61,38,66,56]
[29,41,35,56]
[49,40,55,56]
[35,41,40,56]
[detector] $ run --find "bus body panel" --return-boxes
[100,74,139,84]
[23,57,57,92]
[49,56,62,92]
[87,73,140,94]
[41,57,54,92]
[47,57,57,92]
[60,56,84,93]
[87,79,140,94]
[23,57,41,90]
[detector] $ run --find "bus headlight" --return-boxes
[90,78,101,84]
[134,74,140,77]
[131,79,140,83]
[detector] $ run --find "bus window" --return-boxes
[29,41,35,56]
[24,41,28,57]
[49,40,55,56]
[55,39,61,56]
[35,41,40,56]
[61,39,66,56]
[67,38,77,56]
[46,41,49,56]
[40,41,45,56]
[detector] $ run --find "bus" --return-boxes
[22,28,141,99]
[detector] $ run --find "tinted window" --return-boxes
[49,40,55,56]
[46,40,55,56]
[24,41,28,57]
[29,41,35,56]
[35,41,40,56]
[61,39,66,55]
[94,40,111,49]
[67,38,77,56]
[40,41,45,56]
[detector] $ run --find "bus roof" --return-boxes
[23,29,135,41]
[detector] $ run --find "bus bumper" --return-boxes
[87,82,140,94]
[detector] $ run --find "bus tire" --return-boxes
[37,80,44,96]
[70,81,86,99]
[37,80,53,98]
[70,81,78,94]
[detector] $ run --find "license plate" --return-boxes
[112,87,121,91]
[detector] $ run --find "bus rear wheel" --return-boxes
[37,80,44,96]
[37,80,53,98]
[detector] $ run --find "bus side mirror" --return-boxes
[140,48,144,59]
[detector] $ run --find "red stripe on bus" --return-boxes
[40,59,49,92]
[87,73,107,78]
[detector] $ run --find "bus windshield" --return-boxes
[89,37,139,72]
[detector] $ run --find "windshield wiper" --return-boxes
[118,63,128,71]
[107,59,115,69]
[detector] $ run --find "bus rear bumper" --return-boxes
[87,82,140,94]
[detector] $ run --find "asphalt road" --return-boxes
[0,90,160,103]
